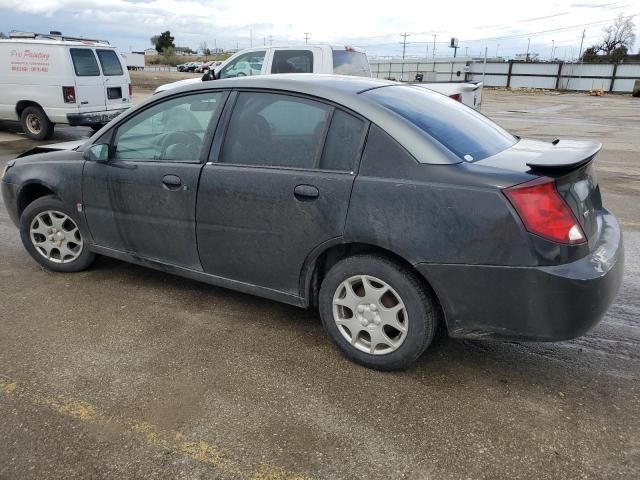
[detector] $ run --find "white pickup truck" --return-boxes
[155,45,482,110]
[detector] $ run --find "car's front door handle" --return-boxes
[294,184,319,201]
[162,174,182,189]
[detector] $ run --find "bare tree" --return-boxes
[598,13,636,55]
[199,41,210,55]
[0,32,7,39]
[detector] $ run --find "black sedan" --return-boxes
[1,75,624,370]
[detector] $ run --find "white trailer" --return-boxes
[120,52,145,70]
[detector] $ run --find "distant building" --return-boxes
[515,53,539,62]
[143,48,157,56]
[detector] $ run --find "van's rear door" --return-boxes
[95,49,131,111]
[69,48,106,112]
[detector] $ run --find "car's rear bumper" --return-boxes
[416,211,624,341]
[66,109,128,127]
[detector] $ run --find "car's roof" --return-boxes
[149,74,459,165]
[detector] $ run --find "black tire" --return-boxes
[319,254,438,371]
[20,105,54,141]
[19,195,95,273]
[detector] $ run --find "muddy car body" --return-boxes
[1,75,624,370]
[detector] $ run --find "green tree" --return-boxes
[150,31,175,53]
[161,47,177,65]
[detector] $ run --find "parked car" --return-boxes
[1,75,623,370]
[155,45,483,110]
[0,31,131,140]
[177,63,189,72]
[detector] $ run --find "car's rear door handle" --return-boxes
[294,184,319,201]
[162,174,182,189]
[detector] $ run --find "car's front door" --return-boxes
[82,91,227,269]
[196,91,368,295]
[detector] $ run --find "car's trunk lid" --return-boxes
[474,138,603,243]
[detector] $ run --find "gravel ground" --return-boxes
[0,89,638,480]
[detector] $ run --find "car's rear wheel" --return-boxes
[20,196,95,272]
[319,254,438,370]
[20,106,54,141]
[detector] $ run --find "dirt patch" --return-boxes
[129,71,200,91]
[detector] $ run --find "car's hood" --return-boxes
[155,77,203,94]
[17,140,85,158]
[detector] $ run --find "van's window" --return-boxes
[70,49,100,77]
[219,92,331,169]
[363,85,517,161]
[97,50,124,76]
[218,51,266,79]
[320,110,366,171]
[113,92,224,162]
[332,50,370,77]
[271,50,313,73]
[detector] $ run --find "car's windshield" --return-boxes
[362,85,517,161]
[332,50,371,77]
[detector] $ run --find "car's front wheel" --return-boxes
[319,254,438,370]
[19,195,95,272]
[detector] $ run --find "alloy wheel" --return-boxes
[30,210,83,264]
[332,275,409,355]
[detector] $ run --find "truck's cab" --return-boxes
[155,45,371,94]
[0,31,131,140]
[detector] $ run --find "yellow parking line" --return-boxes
[0,377,309,480]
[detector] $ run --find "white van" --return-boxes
[0,32,131,140]
[155,45,371,93]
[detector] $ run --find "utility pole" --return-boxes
[263,37,266,46]
[214,39,217,52]
[268,35,273,46]
[250,29,253,47]
[465,46,469,57]
[482,46,488,84]
[578,29,586,62]
[550,39,555,60]
[432,34,437,61]
[304,32,310,44]
[526,38,531,62]
[400,32,410,60]
[495,43,500,58]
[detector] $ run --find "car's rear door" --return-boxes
[95,49,131,111]
[69,48,105,112]
[82,90,227,269]
[196,91,368,295]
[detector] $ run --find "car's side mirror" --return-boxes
[84,143,110,163]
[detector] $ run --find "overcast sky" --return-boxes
[1,0,637,59]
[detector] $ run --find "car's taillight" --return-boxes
[129,84,132,97]
[504,177,586,245]
[62,86,76,104]
[449,93,462,102]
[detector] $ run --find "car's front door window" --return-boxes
[217,51,266,79]
[113,92,224,162]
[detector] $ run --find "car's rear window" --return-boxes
[70,49,100,77]
[362,85,516,161]
[97,49,124,76]
[332,50,371,77]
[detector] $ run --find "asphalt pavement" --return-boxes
[0,90,638,479]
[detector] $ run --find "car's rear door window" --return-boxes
[219,92,331,169]
[96,49,124,76]
[363,85,516,161]
[271,50,314,73]
[320,110,366,171]
[70,49,100,76]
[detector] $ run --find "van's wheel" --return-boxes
[319,255,438,371]
[19,195,95,273]
[20,106,54,141]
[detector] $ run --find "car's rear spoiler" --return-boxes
[526,139,602,172]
